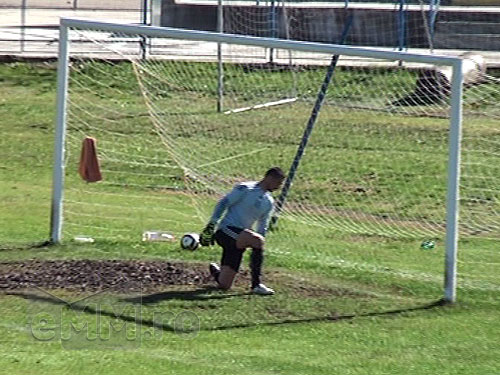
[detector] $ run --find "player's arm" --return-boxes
[200,184,246,246]
[256,205,274,238]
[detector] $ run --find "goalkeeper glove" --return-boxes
[200,223,215,246]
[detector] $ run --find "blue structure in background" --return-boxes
[398,0,407,51]
[262,0,441,52]
[429,0,441,48]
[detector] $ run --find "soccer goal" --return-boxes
[50,18,500,303]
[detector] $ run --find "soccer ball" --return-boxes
[180,233,200,250]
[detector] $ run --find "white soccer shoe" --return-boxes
[251,283,275,295]
[209,262,220,282]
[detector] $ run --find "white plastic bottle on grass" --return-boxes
[142,231,175,242]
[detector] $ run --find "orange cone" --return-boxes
[78,137,102,183]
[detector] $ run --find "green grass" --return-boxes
[0,62,499,375]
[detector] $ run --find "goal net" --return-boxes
[52,18,500,302]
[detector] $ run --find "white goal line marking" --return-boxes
[197,147,270,168]
[223,97,298,115]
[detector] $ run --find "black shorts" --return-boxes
[214,226,244,272]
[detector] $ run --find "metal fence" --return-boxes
[0,0,149,54]
[0,1,144,10]
[1,1,500,62]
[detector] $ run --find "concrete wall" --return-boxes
[160,0,500,51]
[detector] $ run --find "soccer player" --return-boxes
[200,167,286,295]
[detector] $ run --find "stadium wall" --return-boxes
[159,0,500,51]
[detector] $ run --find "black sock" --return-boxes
[250,248,263,288]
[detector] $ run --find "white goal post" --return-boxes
[50,17,464,303]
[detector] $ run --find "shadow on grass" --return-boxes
[209,298,449,331]
[0,240,52,251]
[7,288,449,334]
[122,287,250,304]
[8,289,178,333]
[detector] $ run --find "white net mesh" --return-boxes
[60,25,500,246]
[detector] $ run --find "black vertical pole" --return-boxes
[271,14,354,228]
[217,0,224,113]
[21,0,27,53]
[140,0,148,60]
[397,0,406,66]
[269,0,277,64]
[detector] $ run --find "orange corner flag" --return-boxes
[78,136,102,183]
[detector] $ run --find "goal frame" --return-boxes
[50,17,464,303]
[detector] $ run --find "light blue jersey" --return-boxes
[209,181,274,238]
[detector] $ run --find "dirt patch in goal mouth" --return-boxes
[0,259,211,292]
[0,259,357,298]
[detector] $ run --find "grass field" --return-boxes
[0,61,499,375]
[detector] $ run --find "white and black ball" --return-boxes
[180,233,200,250]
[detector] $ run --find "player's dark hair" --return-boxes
[265,167,286,179]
